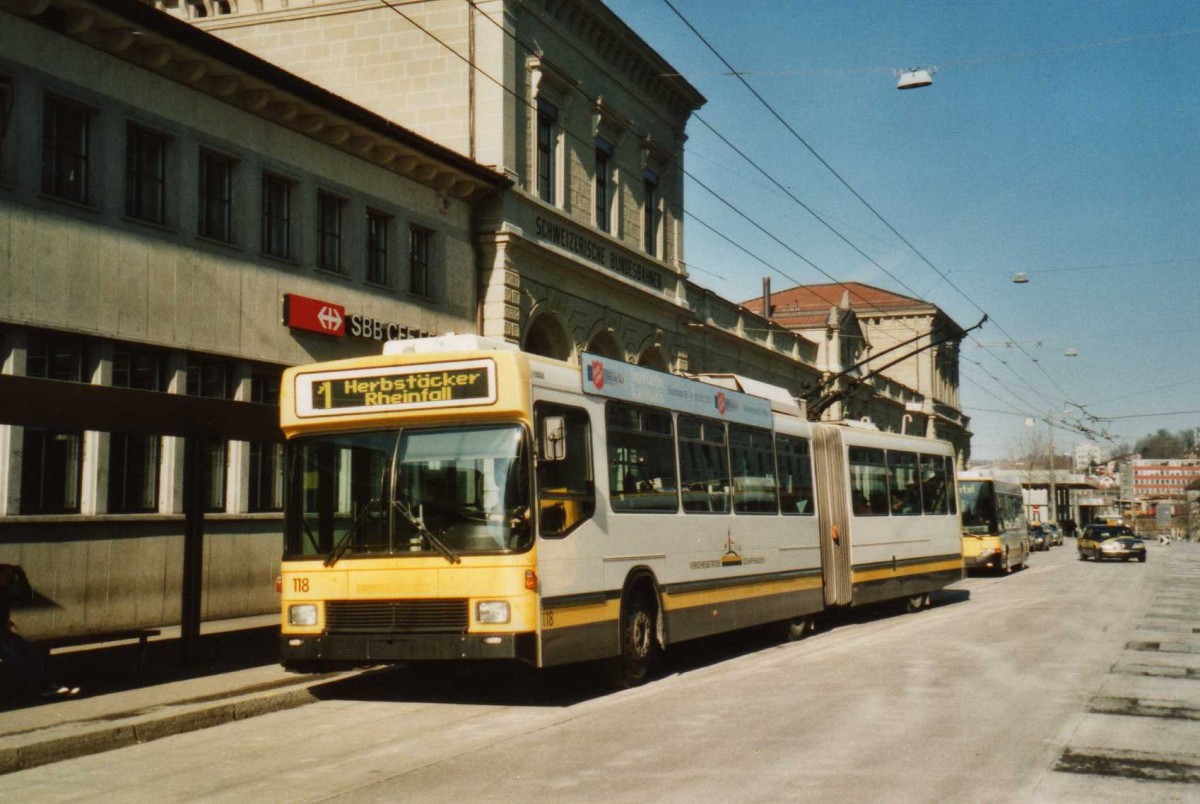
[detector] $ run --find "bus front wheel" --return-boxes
[611,592,658,688]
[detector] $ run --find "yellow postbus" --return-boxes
[278,335,964,685]
[957,473,1030,574]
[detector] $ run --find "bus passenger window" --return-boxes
[886,450,921,515]
[730,426,778,514]
[776,435,814,516]
[919,453,951,515]
[606,403,678,513]
[534,404,595,537]
[849,447,889,516]
[944,456,958,515]
[678,415,729,514]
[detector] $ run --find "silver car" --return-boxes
[1044,523,1063,546]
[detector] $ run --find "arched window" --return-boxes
[586,329,622,359]
[636,346,668,372]
[523,312,572,361]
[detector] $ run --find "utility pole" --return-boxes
[1047,412,1057,524]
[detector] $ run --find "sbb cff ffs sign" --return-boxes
[284,294,345,336]
[283,294,433,342]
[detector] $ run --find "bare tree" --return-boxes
[1012,428,1048,486]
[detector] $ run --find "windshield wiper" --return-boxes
[324,501,380,567]
[391,499,461,565]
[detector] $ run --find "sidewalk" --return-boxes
[0,615,358,776]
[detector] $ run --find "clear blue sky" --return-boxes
[605,0,1200,462]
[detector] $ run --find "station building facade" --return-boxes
[0,0,507,636]
[156,0,828,391]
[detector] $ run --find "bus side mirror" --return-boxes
[542,416,566,461]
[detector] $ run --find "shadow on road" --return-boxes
[2,626,282,712]
[315,588,978,708]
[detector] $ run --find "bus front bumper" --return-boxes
[965,551,1001,570]
[280,632,536,665]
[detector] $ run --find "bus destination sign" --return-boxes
[295,359,496,417]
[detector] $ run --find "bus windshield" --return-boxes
[284,424,531,561]
[957,480,995,535]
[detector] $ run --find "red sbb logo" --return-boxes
[285,294,345,337]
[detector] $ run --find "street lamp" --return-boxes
[895,66,937,90]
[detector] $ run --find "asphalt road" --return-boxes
[4,540,1197,803]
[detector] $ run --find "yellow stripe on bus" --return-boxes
[541,599,620,630]
[851,558,964,584]
[662,574,822,612]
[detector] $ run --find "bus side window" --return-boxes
[919,453,950,515]
[849,447,889,516]
[534,403,596,538]
[607,403,679,513]
[776,434,814,516]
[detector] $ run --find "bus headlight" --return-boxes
[476,600,511,624]
[288,604,318,626]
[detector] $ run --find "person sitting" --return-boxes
[1,564,79,703]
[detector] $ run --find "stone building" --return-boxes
[150,0,826,395]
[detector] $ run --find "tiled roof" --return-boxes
[741,282,935,323]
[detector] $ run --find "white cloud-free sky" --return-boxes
[605,0,1200,461]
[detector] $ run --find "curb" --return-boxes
[0,685,322,776]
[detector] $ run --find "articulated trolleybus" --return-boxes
[278,335,963,685]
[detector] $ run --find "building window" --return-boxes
[22,331,85,514]
[248,367,283,512]
[125,125,167,224]
[536,98,557,204]
[410,224,432,297]
[366,210,390,285]
[199,151,234,242]
[643,169,659,257]
[187,357,231,513]
[108,345,166,513]
[261,173,291,258]
[317,191,343,273]
[26,331,84,382]
[594,137,613,233]
[21,428,83,514]
[41,95,90,203]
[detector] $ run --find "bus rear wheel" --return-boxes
[905,593,930,613]
[611,592,658,688]
[779,616,813,641]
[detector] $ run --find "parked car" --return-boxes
[1044,523,1063,546]
[1030,525,1048,551]
[1078,524,1146,562]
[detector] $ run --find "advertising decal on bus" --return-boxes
[294,358,497,417]
[581,353,773,428]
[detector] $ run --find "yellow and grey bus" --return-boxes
[957,473,1030,574]
[278,335,964,685]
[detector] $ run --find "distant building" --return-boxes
[1074,441,1103,473]
[1125,459,1200,502]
